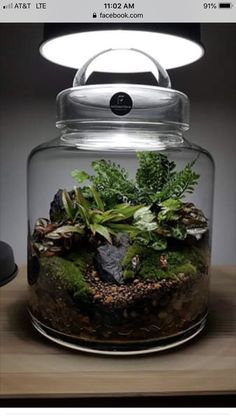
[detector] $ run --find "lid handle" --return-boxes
[73,48,171,88]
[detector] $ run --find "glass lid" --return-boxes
[56,49,189,130]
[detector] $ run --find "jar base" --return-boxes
[30,312,207,356]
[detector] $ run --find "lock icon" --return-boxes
[93,12,97,18]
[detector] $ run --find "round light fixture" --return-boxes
[40,23,204,70]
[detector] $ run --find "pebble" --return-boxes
[105,296,113,304]
[86,266,190,312]
[94,294,102,301]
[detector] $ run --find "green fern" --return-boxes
[91,159,137,205]
[153,162,200,203]
[136,152,175,192]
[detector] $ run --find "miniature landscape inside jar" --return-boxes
[28,151,209,351]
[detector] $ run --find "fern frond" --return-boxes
[155,162,200,202]
[136,152,175,192]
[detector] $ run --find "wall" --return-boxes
[0,23,235,265]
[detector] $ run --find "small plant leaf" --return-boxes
[113,204,143,219]
[159,198,182,212]
[136,234,167,251]
[170,225,187,240]
[62,190,76,220]
[134,206,158,232]
[91,224,112,243]
[77,203,91,226]
[74,187,90,211]
[89,186,104,211]
[71,170,92,184]
[151,237,167,251]
[92,212,125,224]
[158,198,182,222]
[50,225,84,235]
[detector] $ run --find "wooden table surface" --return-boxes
[0,265,235,399]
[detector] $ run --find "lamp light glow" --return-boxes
[40,29,204,70]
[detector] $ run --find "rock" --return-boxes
[94,234,130,284]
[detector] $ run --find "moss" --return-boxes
[174,261,196,275]
[140,264,176,280]
[121,243,152,267]
[123,269,135,281]
[40,256,92,303]
[122,242,204,282]
[66,249,94,274]
[185,245,207,268]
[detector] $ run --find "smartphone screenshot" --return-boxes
[0,0,235,414]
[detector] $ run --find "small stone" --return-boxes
[92,270,98,277]
[105,296,113,304]
[94,294,102,301]
[133,279,139,284]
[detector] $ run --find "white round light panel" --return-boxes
[40,30,204,70]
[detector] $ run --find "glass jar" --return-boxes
[27,50,214,354]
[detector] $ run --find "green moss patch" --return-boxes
[122,242,203,281]
[66,248,94,274]
[40,255,92,303]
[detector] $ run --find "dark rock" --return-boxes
[94,234,130,284]
[114,233,130,248]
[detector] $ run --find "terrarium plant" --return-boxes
[28,152,209,348]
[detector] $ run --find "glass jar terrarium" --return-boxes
[27,50,214,354]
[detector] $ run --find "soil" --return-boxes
[28,263,209,344]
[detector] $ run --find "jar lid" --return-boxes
[56,49,189,130]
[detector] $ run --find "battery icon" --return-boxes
[219,2,233,7]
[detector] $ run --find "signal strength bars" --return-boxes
[3,2,13,9]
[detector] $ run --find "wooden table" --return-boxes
[0,266,235,404]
